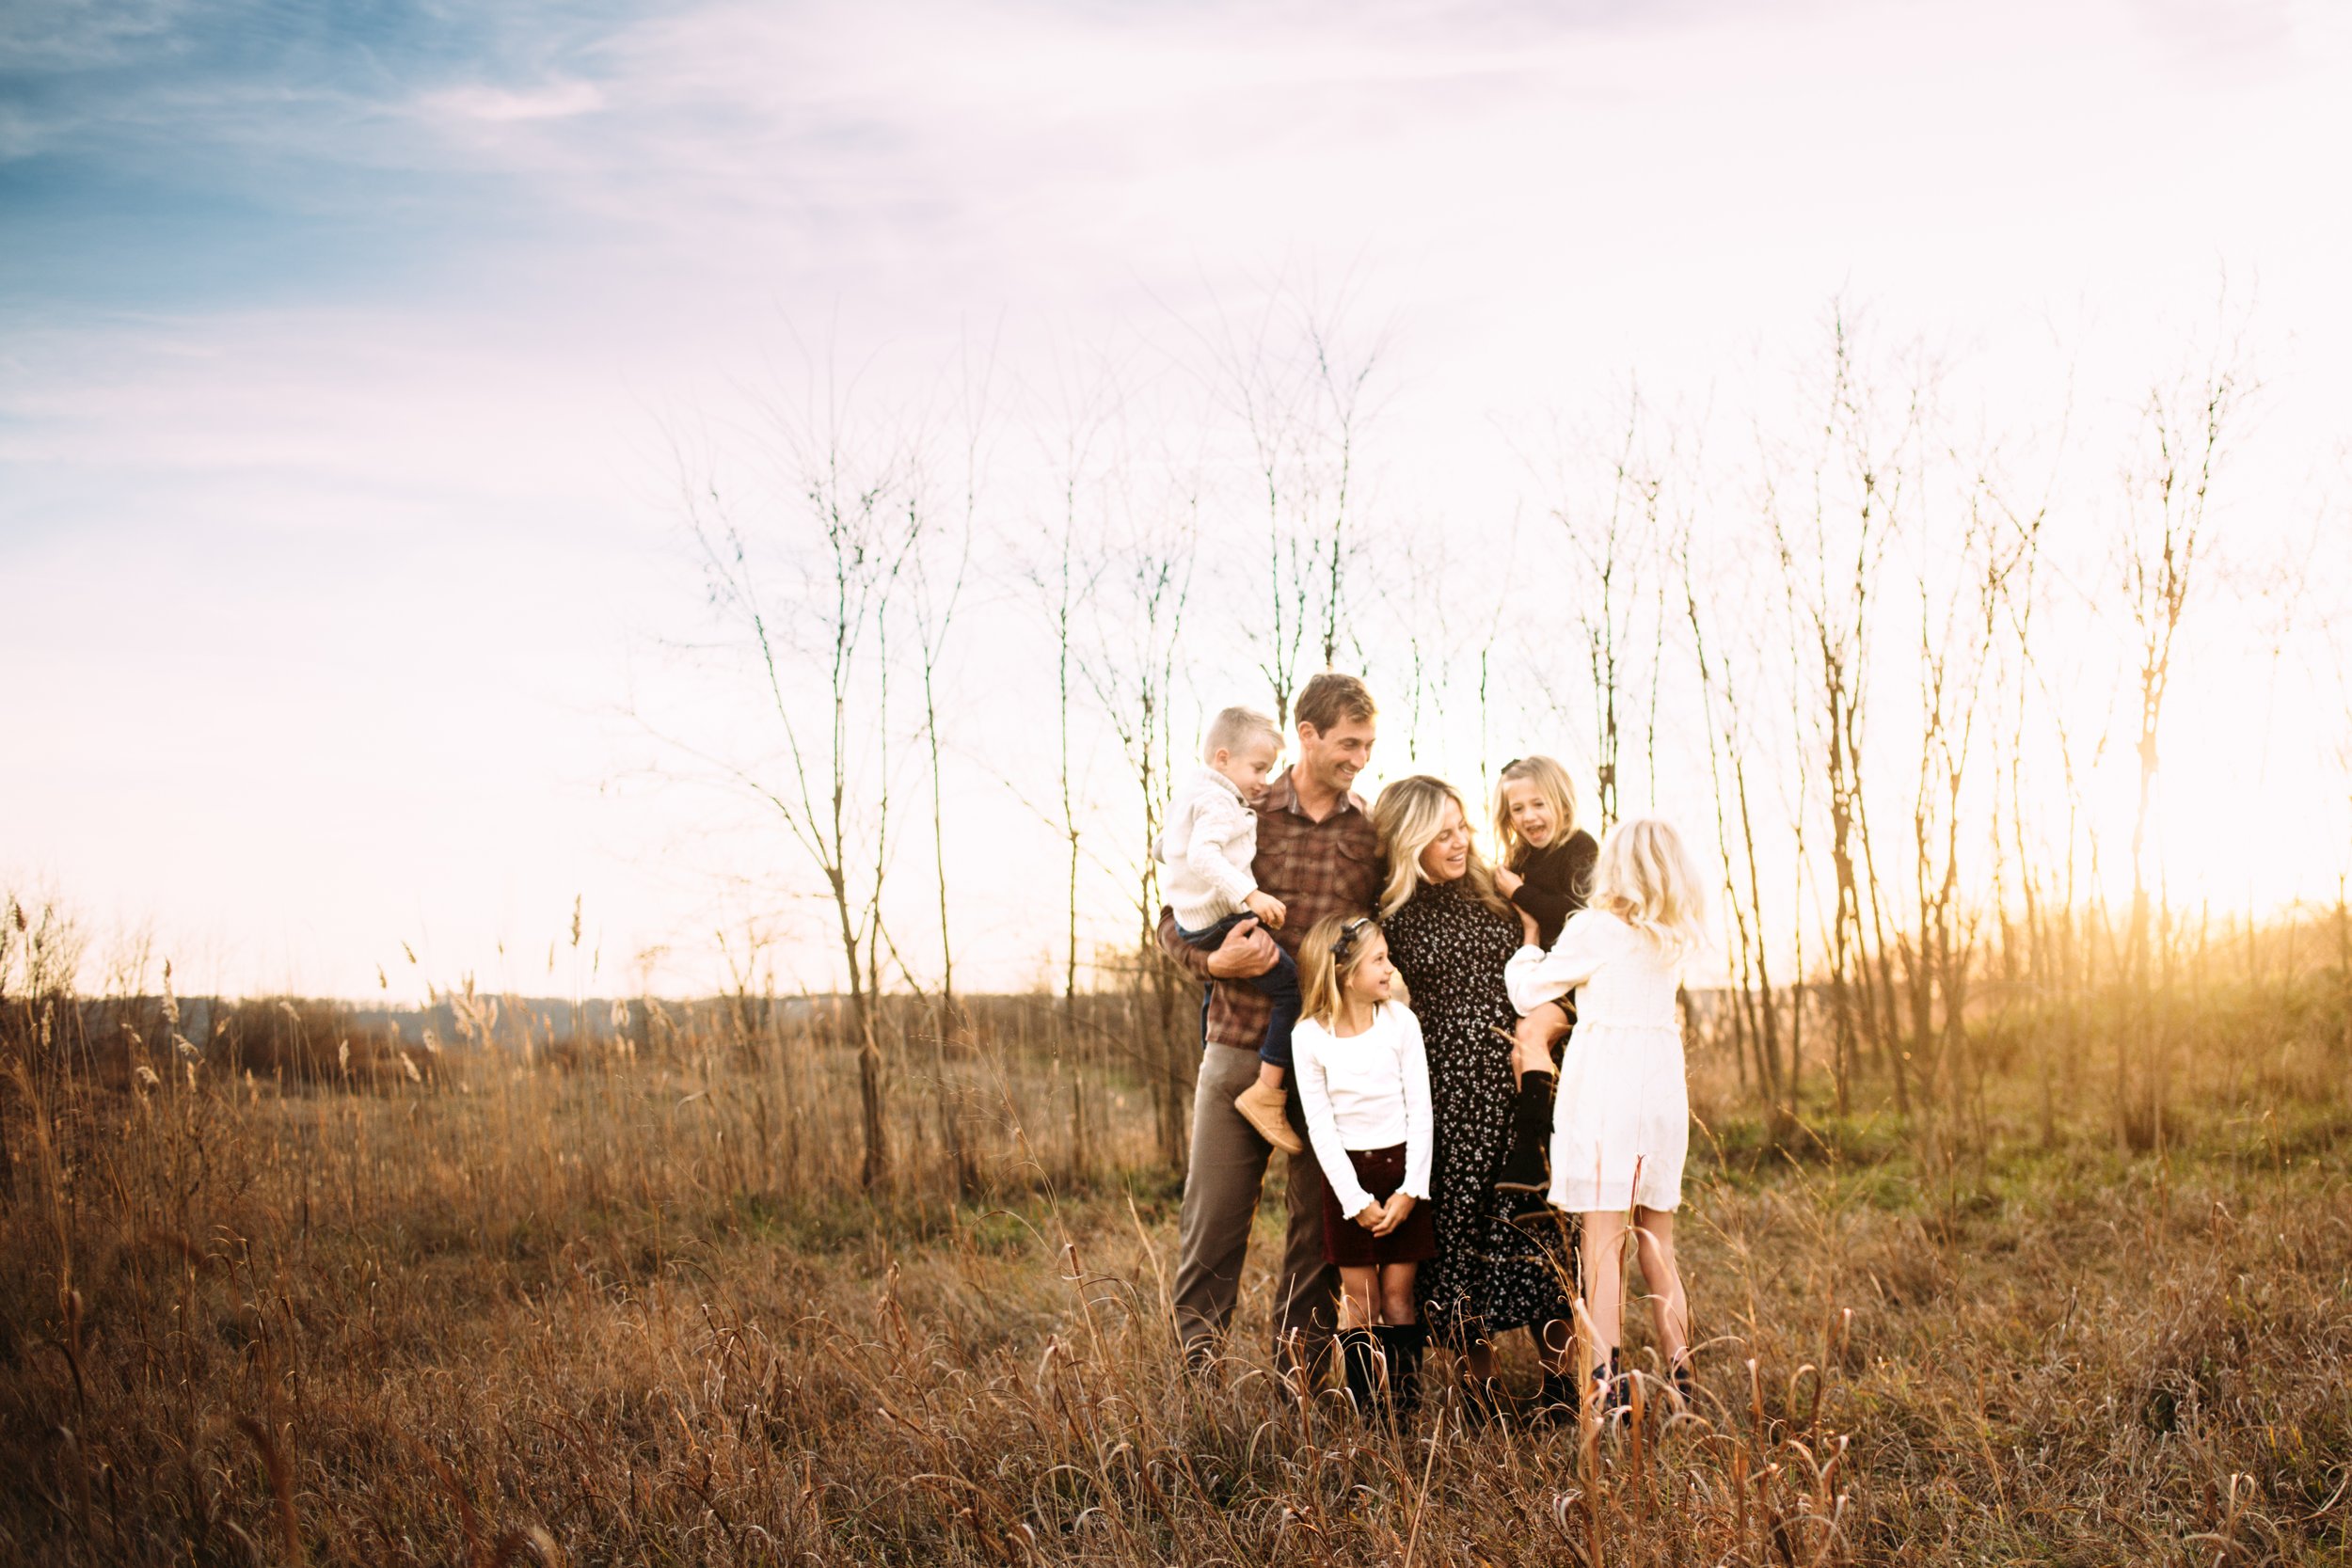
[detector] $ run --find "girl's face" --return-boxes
[1502,778,1556,848]
[1343,932,1393,1004]
[1418,798,1471,882]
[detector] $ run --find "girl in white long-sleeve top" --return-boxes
[1504,816,1708,1413]
[1290,912,1435,1418]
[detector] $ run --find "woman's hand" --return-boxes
[1494,866,1523,897]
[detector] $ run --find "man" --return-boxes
[1159,671,1380,1373]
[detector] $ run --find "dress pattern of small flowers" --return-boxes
[1380,878,1574,1345]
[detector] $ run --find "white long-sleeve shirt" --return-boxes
[1155,764,1262,931]
[1503,908,1685,1028]
[1290,1001,1434,1219]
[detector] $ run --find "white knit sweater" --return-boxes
[1156,764,1262,931]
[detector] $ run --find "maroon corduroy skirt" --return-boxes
[1322,1143,1438,1266]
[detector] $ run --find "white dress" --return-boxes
[1503,909,1688,1213]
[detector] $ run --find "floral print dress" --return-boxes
[1380,878,1576,1346]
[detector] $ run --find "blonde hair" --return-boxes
[1492,755,1581,869]
[1201,705,1279,763]
[1297,912,1382,1027]
[1590,816,1710,961]
[1373,774,1515,921]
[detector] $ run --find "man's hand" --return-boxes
[1205,917,1280,979]
[1244,889,1287,929]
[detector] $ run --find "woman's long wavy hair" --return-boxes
[1590,816,1711,962]
[1373,774,1515,921]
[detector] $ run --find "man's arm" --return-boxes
[1154,906,1281,980]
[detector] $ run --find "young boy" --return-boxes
[1158,706,1304,1153]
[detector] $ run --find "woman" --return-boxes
[1372,775,1577,1415]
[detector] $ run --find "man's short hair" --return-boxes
[1202,705,1280,762]
[1294,672,1376,735]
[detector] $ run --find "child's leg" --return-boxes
[1511,1002,1568,1085]
[1497,1004,1568,1197]
[1580,1211,1628,1355]
[1232,945,1304,1152]
[1336,1265,1379,1329]
[1362,1263,1424,1416]
[1631,1207,1691,1373]
[1375,1261,1418,1326]
[1249,947,1301,1079]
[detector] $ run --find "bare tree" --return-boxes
[675,375,918,1190]
[1193,278,1390,721]
[2112,333,2250,1145]
[1082,462,1201,1170]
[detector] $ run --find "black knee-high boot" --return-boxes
[1495,1069,1555,1209]
[1340,1327,1383,1414]
[1374,1323,1425,1416]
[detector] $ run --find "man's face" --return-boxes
[1295,714,1376,795]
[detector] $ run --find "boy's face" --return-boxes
[1214,733,1281,797]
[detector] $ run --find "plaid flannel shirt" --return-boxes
[1156,768,1383,1051]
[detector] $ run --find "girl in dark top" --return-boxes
[1489,756,1598,1211]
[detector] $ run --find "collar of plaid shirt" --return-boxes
[1260,764,1363,824]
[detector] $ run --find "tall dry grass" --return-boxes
[2,912,2349,1563]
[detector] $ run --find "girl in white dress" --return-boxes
[1503,816,1709,1411]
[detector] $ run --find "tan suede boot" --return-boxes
[1233,1080,1304,1154]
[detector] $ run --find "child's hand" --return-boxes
[1375,1194,1416,1235]
[1245,890,1286,929]
[1495,866,1523,897]
[1355,1202,1387,1232]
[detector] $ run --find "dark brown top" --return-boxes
[1509,829,1598,950]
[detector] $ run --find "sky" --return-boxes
[5,0,2351,1001]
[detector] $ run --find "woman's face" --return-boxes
[1503,778,1556,848]
[1417,797,1471,883]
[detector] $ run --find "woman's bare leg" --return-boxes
[1631,1207,1690,1372]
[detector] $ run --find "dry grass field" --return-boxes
[4,957,2350,1566]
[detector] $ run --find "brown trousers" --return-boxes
[1172,1042,1336,1372]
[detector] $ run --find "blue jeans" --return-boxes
[1177,912,1302,1070]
